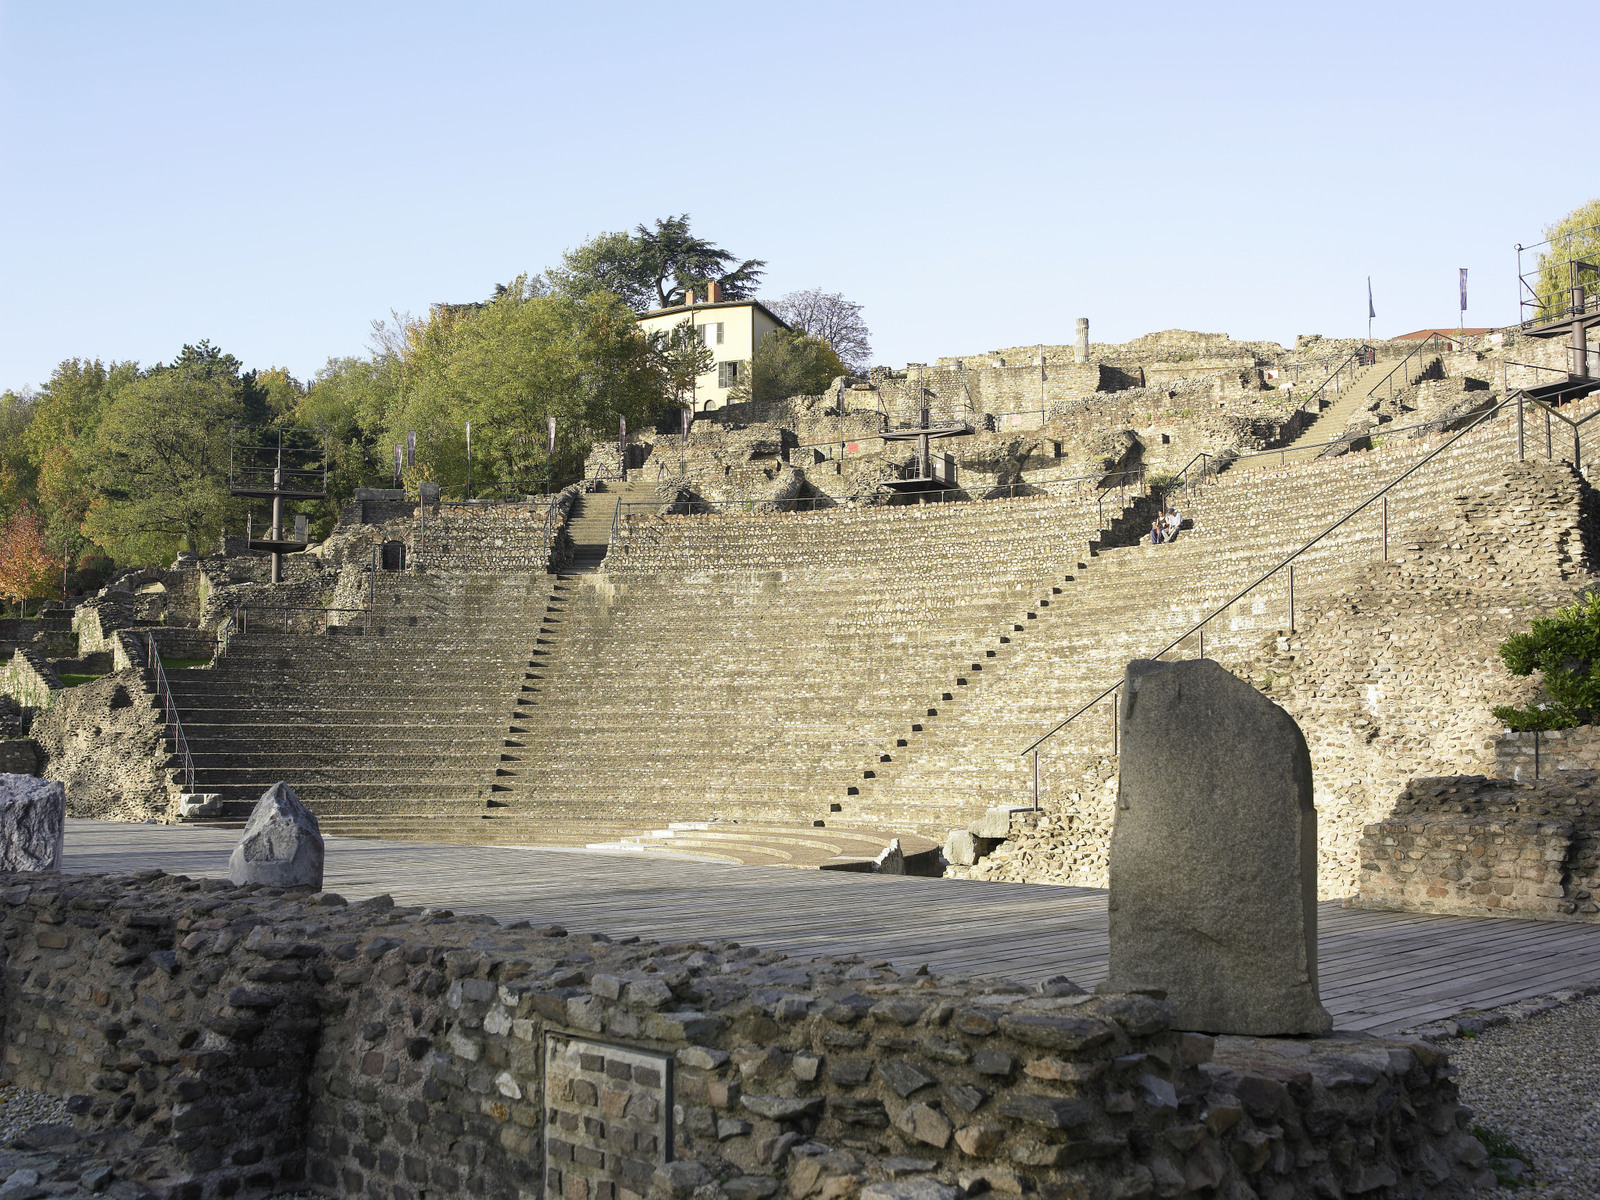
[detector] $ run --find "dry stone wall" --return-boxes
[0,869,1492,1200]
[1351,772,1600,921]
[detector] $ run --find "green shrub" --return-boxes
[1492,591,1600,730]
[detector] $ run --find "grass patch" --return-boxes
[1473,1125,1534,1188]
[159,657,211,670]
[57,673,103,688]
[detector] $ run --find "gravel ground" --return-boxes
[1452,993,1600,1198]
[0,1082,68,1143]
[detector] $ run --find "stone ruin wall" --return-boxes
[957,459,1600,901]
[1350,773,1600,922]
[0,869,1493,1200]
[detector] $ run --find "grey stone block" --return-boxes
[873,838,905,875]
[1100,659,1332,1036]
[177,793,222,818]
[944,830,976,866]
[969,805,1026,840]
[0,774,64,872]
[228,781,324,890]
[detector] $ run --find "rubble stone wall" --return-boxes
[0,871,1491,1200]
[1351,773,1600,921]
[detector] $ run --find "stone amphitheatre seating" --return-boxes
[415,502,558,571]
[162,399,1541,850]
[162,572,551,825]
[476,494,1120,844]
[854,411,1524,824]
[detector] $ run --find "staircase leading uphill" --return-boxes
[465,491,1151,845]
[851,409,1520,819]
[161,572,552,828]
[1239,356,1428,470]
[565,480,658,571]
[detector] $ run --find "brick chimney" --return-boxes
[706,281,724,303]
[684,289,697,307]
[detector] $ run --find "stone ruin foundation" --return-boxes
[1353,771,1600,921]
[0,870,1496,1199]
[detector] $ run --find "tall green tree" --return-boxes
[552,215,765,311]
[81,354,244,563]
[1534,197,1600,322]
[730,331,846,407]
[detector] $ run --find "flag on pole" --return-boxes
[1367,277,1376,320]
[618,416,627,470]
[1459,268,1468,314]
[547,415,556,459]
[681,407,690,440]
[393,444,402,486]
[405,430,416,468]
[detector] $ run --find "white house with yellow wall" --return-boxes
[635,283,789,412]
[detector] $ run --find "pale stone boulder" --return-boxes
[944,829,977,866]
[1100,659,1332,1036]
[0,774,65,871]
[228,782,324,889]
[177,793,222,818]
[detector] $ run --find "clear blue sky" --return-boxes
[1,1,1592,392]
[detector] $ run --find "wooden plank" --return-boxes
[56,821,1600,1035]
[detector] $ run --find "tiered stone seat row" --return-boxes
[856,414,1526,822]
[480,494,1116,836]
[168,571,552,819]
[416,504,556,571]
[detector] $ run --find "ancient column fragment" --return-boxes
[1074,317,1089,364]
[1101,659,1332,1035]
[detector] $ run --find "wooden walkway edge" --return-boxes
[57,821,1600,1036]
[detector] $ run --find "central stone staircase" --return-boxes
[564,480,658,571]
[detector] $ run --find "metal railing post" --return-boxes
[1381,495,1388,560]
[1517,391,1525,461]
[1287,564,1295,633]
[1547,408,1553,458]
[1197,624,1204,660]
[1031,750,1040,812]
[1111,689,1119,756]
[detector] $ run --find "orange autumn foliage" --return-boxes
[0,507,60,606]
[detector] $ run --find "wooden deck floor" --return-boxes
[61,820,1600,1036]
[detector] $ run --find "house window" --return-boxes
[703,322,723,346]
[718,361,742,389]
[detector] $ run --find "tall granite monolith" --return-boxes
[1100,659,1332,1035]
[228,782,324,890]
[0,774,65,871]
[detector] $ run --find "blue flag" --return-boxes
[1368,276,1375,320]
[1460,268,1468,313]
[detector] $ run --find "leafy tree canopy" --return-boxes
[552,215,765,311]
[730,331,845,408]
[81,351,246,563]
[1492,590,1600,731]
[302,281,674,497]
[771,289,873,373]
[1534,197,1600,322]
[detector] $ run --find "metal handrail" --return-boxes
[1287,346,1367,414]
[1017,392,1521,760]
[236,547,380,635]
[147,633,194,793]
[1365,332,1450,405]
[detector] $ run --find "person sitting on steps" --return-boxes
[1150,517,1165,545]
[1164,507,1183,542]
